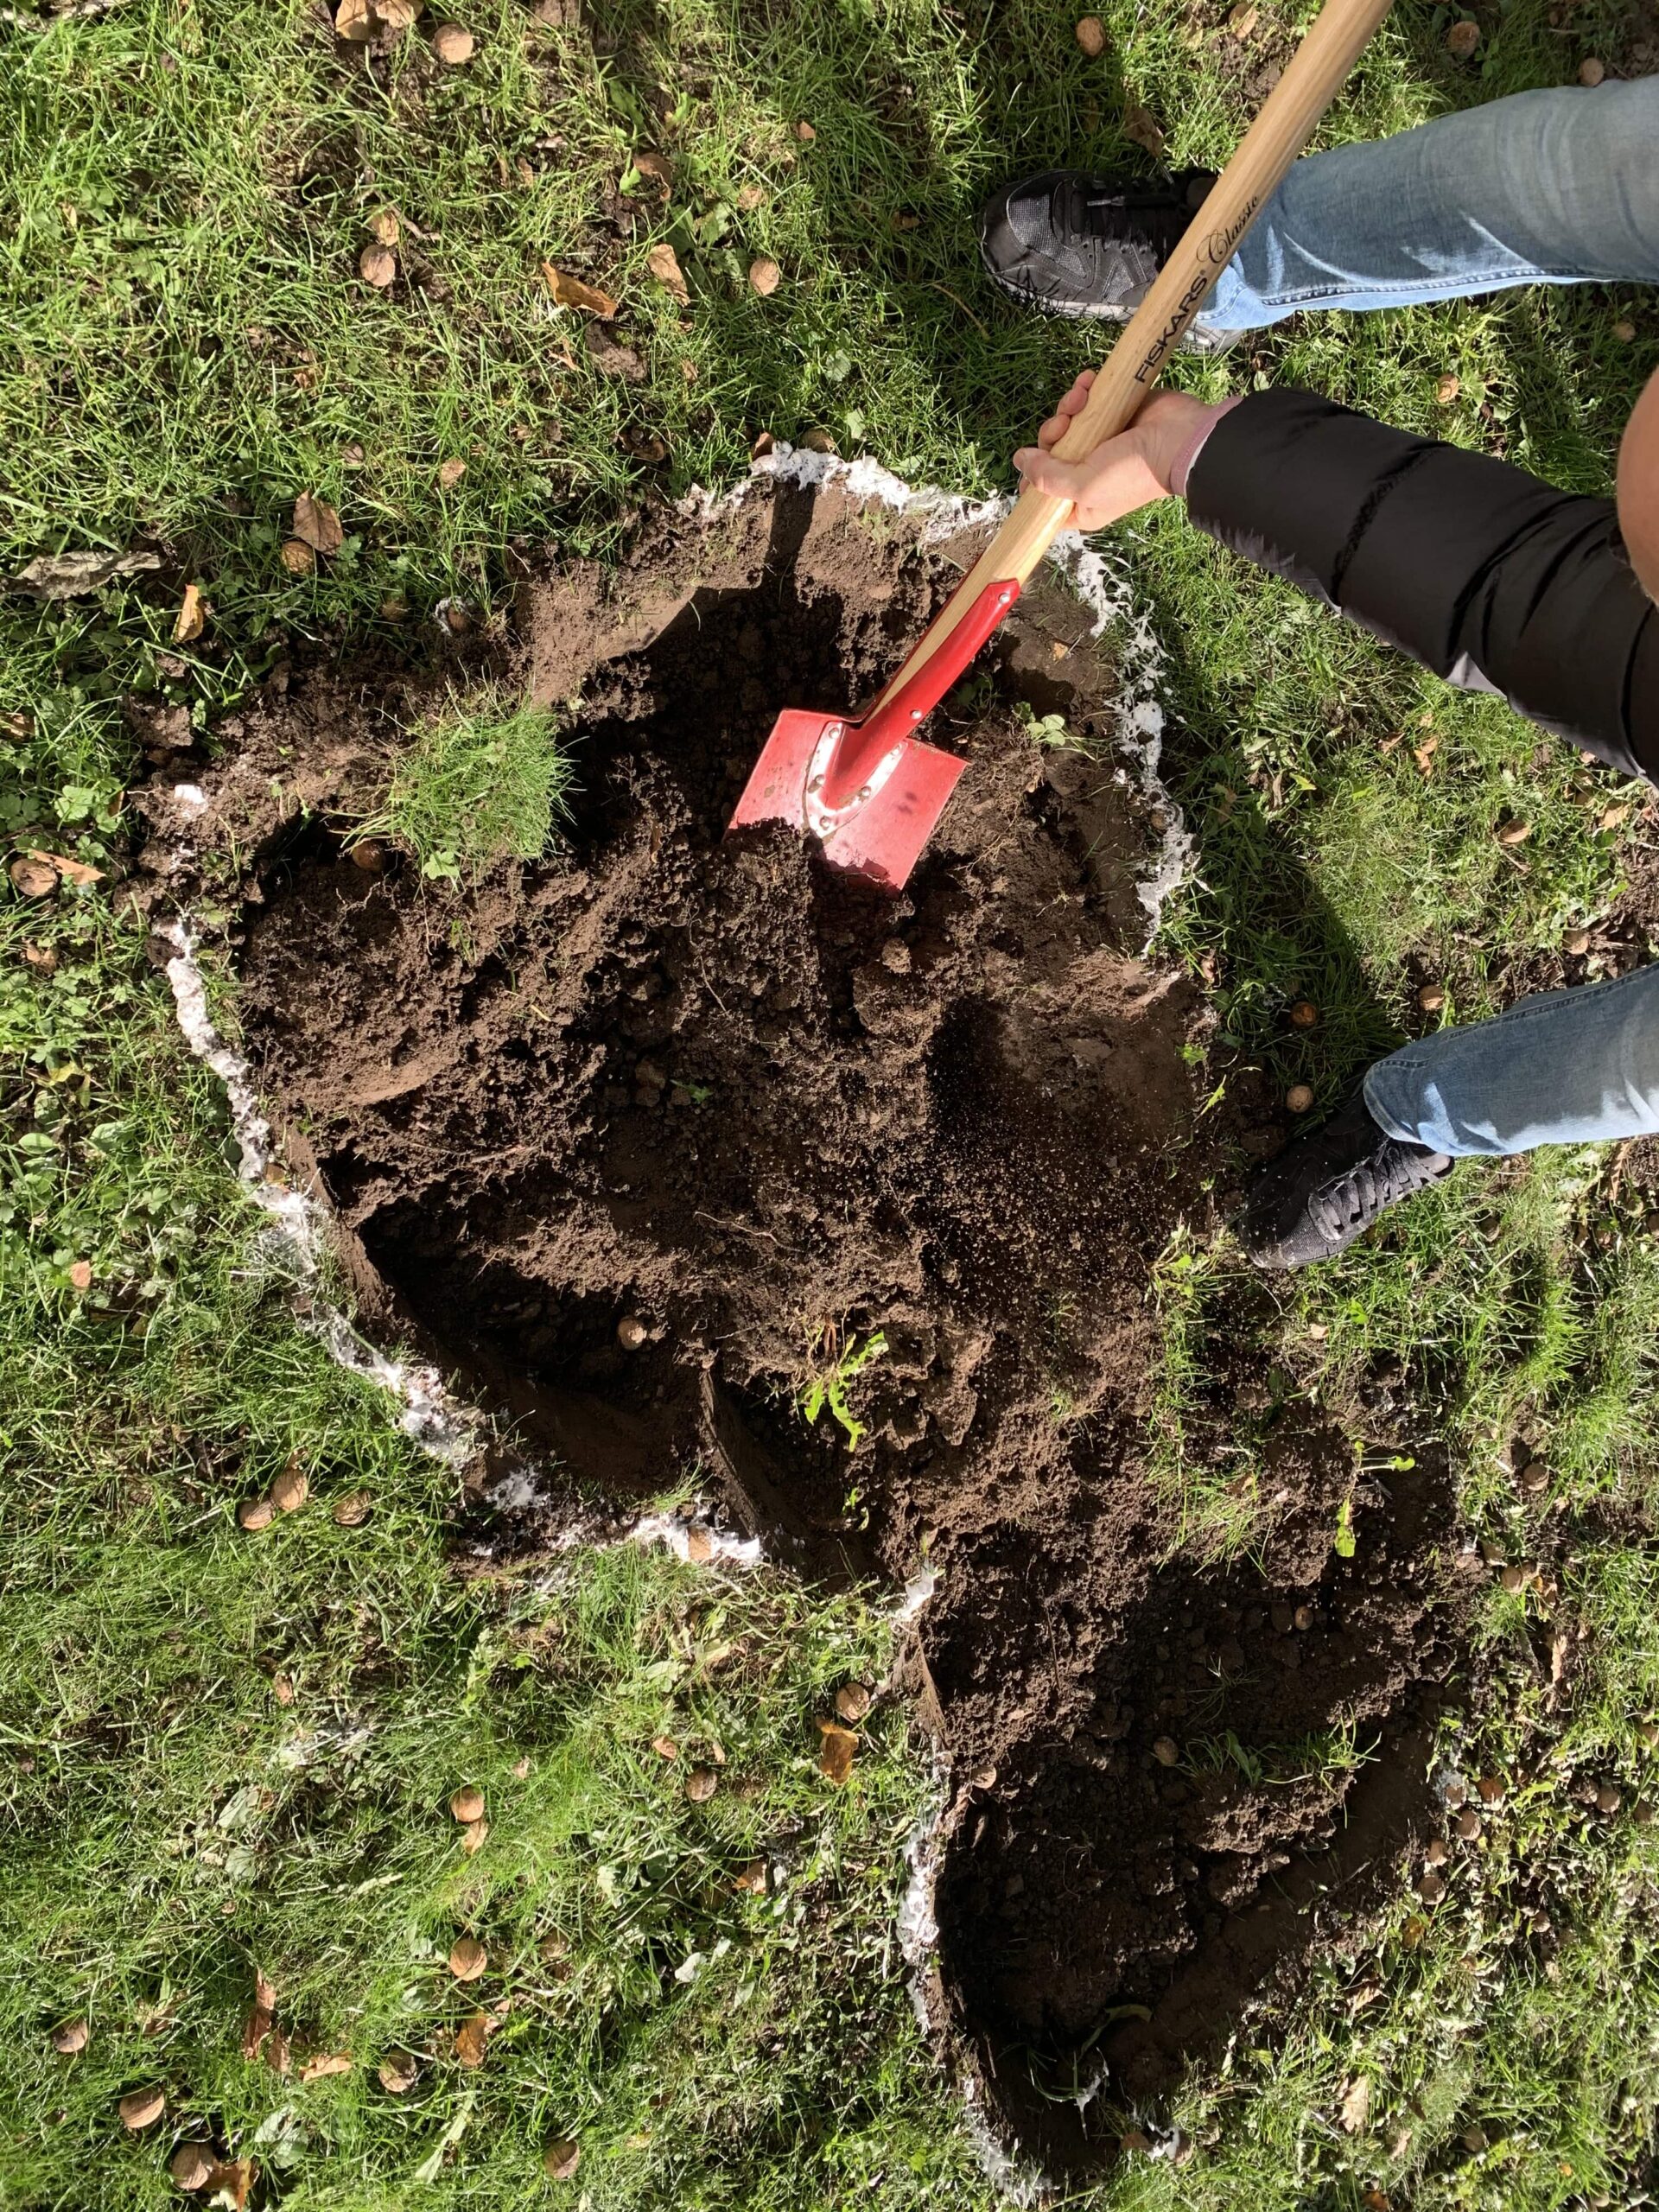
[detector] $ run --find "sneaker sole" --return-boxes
[976,246,1249,358]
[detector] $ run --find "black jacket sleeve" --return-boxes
[1185,388,1659,782]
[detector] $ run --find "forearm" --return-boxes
[1185,389,1659,778]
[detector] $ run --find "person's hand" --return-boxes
[1013,373,1220,531]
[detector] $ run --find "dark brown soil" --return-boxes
[138,471,1461,2174]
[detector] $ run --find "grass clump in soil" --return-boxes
[353,688,575,883]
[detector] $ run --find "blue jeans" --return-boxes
[1201,81,1659,1157]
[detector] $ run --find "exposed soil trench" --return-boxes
[149,473,1459,2171]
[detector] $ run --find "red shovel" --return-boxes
[729,0,1392,892]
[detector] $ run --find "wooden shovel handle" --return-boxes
[868,0,1394,714]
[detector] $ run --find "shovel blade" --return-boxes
[728,709,966,893]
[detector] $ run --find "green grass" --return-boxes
[5,0,1659,2203]
[353,687,575,880]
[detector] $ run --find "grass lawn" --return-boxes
[4,0,1659,2206]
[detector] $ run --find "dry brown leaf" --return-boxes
[369,209,399,247]
[1227,1,1258,33]
[543,2139,582,2180]
[23,847,103,886]
[335,0,374,36]
[10,549,162,599]
[1338,2075,1371,2133]
[241,2003,273,2060]
[118,2087,166,2130]
[634,149,674,188]
[174,582,206,644]
[543,261,620,317]
[647,242,690,304]
[433,22,474,62]
[1599,802,1631,832]
[1122,104,1165,156]
[299,2052,353,2083]
[205,2159,254,2211]
[280,539,315,576]
[450,1784,485,1822]
[438,457,467,489]
[359,245,397,290]
[22,941,57,972]
[747,256,780,297]
[651,1735,678,1760]
[449,1936,488,1981]
[733,1859,766,1893]
[378,2051,419,2093]
[254,1970,277,2012]
[454,2011,493,2068]
[817,1720,857,1786]
[1074,15,1105,54]
[292,493,344,556]
[1446,17,1479,56]
[1412,732,1440,776]
[270,1458,308,1513]
[9,856,59,899]
[461,1817,489,1856]
[169,2143,215,2192]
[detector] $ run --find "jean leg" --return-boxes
[1204,79,1659,328]
[1363,965,1659,1156]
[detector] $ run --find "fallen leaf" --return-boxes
[1599,802,1631,832]
[584,322,645,380]
[454,2011,493,2067]
[1074,15,1105,54]
[1122,103,1165,156]
[817,1720,857,1786]
[292,493,344,556]
[450,1784,485,1822]
[652,1735,678,1759]
[10,549,162,599]
[359,245,397,289]
[647,242,690,303]
[1446,17,1479,56]
[734,1859,766,1893]
[9,856,59,899]
[369,209,399,246]
[1339,2075,1371,2133]
[634,149,673,188]
[170,2143,215,2192]
[438,457,467,488]
[543,2138,582,2180]
[204,2159,254,2211]
[335,0,374,35]
[432,21,474,62]
[835,1682,872,1722]
[254,1970,277,2012]
[280,540,315,576]
[23,847,102,887]
[543,261,619,317]
[448,1936,488,1981]
[270,1458,308,1513]
[22,941,56,971]
[174,583,206,644]
[118,2087,166,2130]
[241,2003,273,2060]
[1412,732,1440,776]
[747,256,780,296]
[299,2052,353,2082]
[378,2051,419,2093]
[685,1764,718,1802]
[1227,1,1258,33]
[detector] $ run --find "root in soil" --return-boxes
[137,471,1460,2172]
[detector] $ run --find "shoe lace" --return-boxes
[1309,1139,1446,1241]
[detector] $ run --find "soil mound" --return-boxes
[144,469,1459,2172]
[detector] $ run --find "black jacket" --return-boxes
[1185,389,1659,781]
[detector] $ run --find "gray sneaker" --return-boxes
[1240,1088,1454,1270]
[976,167,1250,354]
